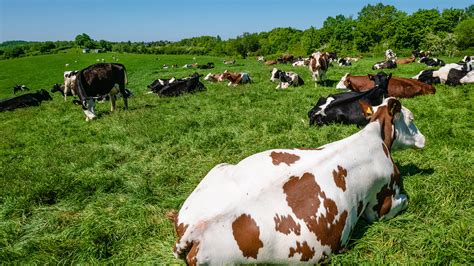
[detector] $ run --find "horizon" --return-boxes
[0,0,472,43]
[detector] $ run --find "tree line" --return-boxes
[1,3,472,60]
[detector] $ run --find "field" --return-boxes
[0,50,473,264]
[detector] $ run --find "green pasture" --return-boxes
[0,50,472,263]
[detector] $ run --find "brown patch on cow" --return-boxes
[369,98,401,150]
[186,241,199,266]
[332,165,347,191]
[382,143,389,157]
[232,214,264,259]
[288,241,316,261]
[274,214,301,235]
[296,147,324,150]
[283,172,348,252]
[373,185,395,217]
[270,151,300,166]
[357,201,365,216]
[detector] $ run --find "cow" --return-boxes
[459,56,473,71]
[204,73,223,82]
[0,89,52,112]
[219,70,252,86]
[148,73,205,96]
[412,50,431,58]
[396,56,416,65]
[183,64,194,68]
[385,49,397,60]
[292,58,309,67]
[169,96,425,265]
[270,68,304,89]
[327,52,338,63]
[197,62,215,69]
[265,60,278,65]
[445,69,474,85]
[338,58,352,66]
[277,54,294,64]
[13,85,30,94]
[61,70,79,101]
[74,63,129,121]
[223,60,236,65]
[336,73,436,98]
[372,59,397,70]
[412,63,473,84]
[418,57,445,67]
[309,52,330,85]
[308,72,390,126]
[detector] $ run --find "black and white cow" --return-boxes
[0,89,52,112]
[372,59,397,70]
[148,73,206,97]
[74,63,129,121]
[308,72,391,126]
[13,85,30,94]
[413,63,474,85]
[385,49,397,60]
[197,62,215,69]
[270,68,304,89]
[419,57,445,67]
[338,58,352,66]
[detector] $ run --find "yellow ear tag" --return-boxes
[366,107,373,115]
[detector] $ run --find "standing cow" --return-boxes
[169,97,425,264]
[309,52,330,86]
[75,63,129,121]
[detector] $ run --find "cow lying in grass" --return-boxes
[336,73,436,98]
[219,70,252,86]
[270,68,304,89]
[413,63,474,85]
[308,72,390,126]
[13,85,29,94]
[203,73,223,82]
[0,89,52,112]
[169,97,425,264]
[148,73,205,96]
[372,59,397,70]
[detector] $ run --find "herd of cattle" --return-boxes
[1,50,473,264]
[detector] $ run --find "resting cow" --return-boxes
[270,68,304,89]
[13,85,29,94]
[338,58,352,66]
[148,73,205,96]
[372,59,397,70]
[419,57,445,67]
[396,56,416,65]
[277,54,294,64]
[170,97,425,264]
[75,63,129,121]
[413,63,474,85]
[219,70,252,86]
[336,73,436,98]
[203,73,223,82]
[0,89,52,112]
[308,72,390,126]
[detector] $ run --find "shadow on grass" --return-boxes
[398,163,434,176]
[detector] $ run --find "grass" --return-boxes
[0,50,473,263]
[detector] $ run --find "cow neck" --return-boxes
[369,106,395,151]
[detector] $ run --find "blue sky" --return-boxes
[0,0,471,42]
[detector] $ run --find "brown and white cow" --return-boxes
[309,52,330,86]
[204,73,223,82]
[265,60,278,65]
[219,70,252,86]
[336,73,436,98]
[170,97,425,264]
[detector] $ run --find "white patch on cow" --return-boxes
[336,73,350,89]
[460,71,474,84]
[83,99,97,121]
[315,97,335,117]
[391,105,425,150]
[270,68,278,82]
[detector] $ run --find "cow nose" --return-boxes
[415,134,426,149]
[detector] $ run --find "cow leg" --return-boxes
[83,99,97,121]
[379,194,408,221]
[110,94,116,112]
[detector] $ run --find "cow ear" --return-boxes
[387,98,402,116]
[359,101,373,119]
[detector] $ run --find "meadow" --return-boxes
[0,50,472,264]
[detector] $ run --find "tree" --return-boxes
[454,18,474,50]
[75,33,96,49]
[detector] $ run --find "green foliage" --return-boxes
[454,18,474,50]
[75,33,97,49]
[0,52,473,264]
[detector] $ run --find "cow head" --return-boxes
[336,73,350,89]
[270,68,281,82]
[368,72,391,90]
[39,89,53,101]
[366,98,425,151]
